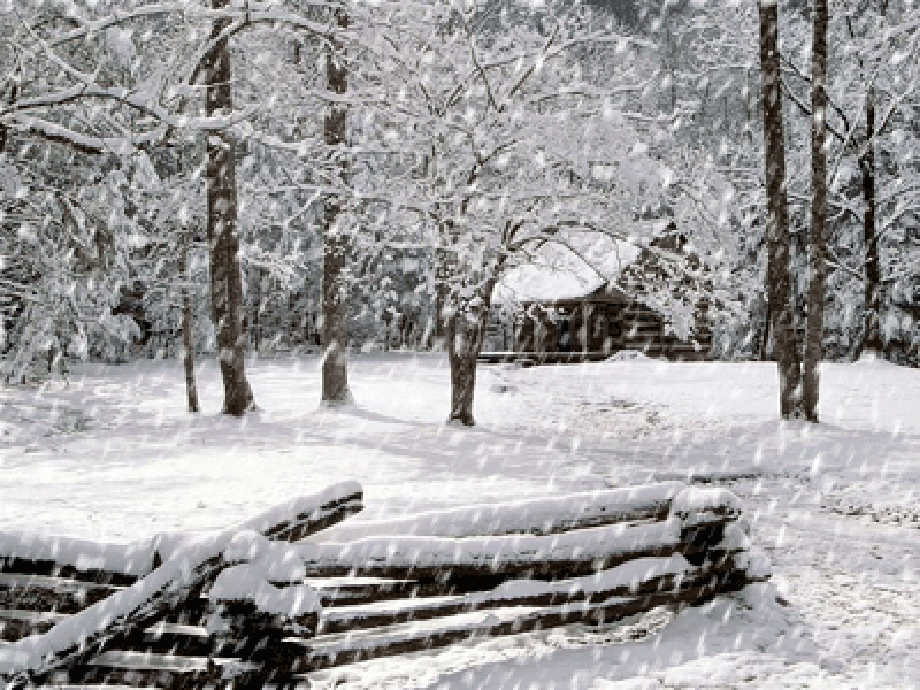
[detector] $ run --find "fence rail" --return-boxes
[0,482,768,689]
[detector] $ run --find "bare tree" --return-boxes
[321,7,351,405]
[758,0,805,419]
[205,0,255,415]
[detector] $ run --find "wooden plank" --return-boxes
[0,574,123,614]
[295,518,688,582]
[239,484,364,543]
[0,610,69,642]
[0,483,365,689]
[307,578,428,607]
[0,481,364,589]
[58,652,253,689]
[262,567,752,675]
[288,515,735,594]
[316,483,685,542]
[314,555,729,635]
[0,560,139,587]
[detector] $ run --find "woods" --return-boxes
[0,0,919,422]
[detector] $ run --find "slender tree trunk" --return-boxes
[205,0,254,415]
[804,0,828,422]
[862,86,882,355]
[758,0,805,419]
[759,300,771,361]
[321,7,351,405]
[182,294,199,413]
[180,246,200,414]
[179,247,199,413]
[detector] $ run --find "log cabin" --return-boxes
[488,225,713,363]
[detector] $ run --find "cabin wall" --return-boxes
[513,300,712,360]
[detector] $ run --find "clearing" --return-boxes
[1,354,918,688]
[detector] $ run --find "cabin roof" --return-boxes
[493,226,665,305]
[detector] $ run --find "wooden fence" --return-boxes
[0,481,768,689]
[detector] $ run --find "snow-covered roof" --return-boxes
[493,231,649,305]
[494,265,607,303]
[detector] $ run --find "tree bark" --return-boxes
[804,0,828,422]
[180,244,200,414]
[446,307,486,427]
[205,0,254,415]
[446,277,498,427]
[758,0,805,419]
[321,7,351,405]
[861,85,882,355]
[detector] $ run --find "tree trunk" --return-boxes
[804,0,828,422]
[182,292,200,414]
[758,0,805,419]
[321,7,351,405]
[179,245,200,413]
[861,86,882,355]
[205,0,254,415]
[446,307,487,427]
[446,277,498,427]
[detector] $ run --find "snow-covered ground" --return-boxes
[2,354,919,688]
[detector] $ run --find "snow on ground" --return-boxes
[1,353,919,687]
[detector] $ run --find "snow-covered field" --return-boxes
[2,354,919,688]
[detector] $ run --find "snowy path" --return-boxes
[1,354,919,687]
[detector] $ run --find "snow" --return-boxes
[669,487,742,526]
[311,482,683,540]
[252,518,683,575]
[1,354,919,687]
[208,562,321,618]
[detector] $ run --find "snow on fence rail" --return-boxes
[0,482,768,689]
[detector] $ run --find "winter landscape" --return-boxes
[1,0,919,687]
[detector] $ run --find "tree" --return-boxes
[758,0,805,419]
[203,0,254,415]
[359,1,708,425]
[804,0,829,421]
[322,7,351,405]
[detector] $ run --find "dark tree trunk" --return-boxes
[804,0,828,422]
[446,278,498,427]
[321,7,351,405]
[758,0,805,419]
[205,0,254,415]
[861,86,882,355]
[446,307,487,427]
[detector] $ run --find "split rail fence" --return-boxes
[0,481,769,689]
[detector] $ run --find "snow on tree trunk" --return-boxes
[205,0,254,416]
[804,0,828,422]
[321,7,351,406]
[446,280,496,427]
[182,291,200,414]
[181,245,200,415]
[861,86,882,356]
[758,0,805,420]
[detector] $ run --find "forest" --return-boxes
[1,2,920,687]
[2,0,918,425]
